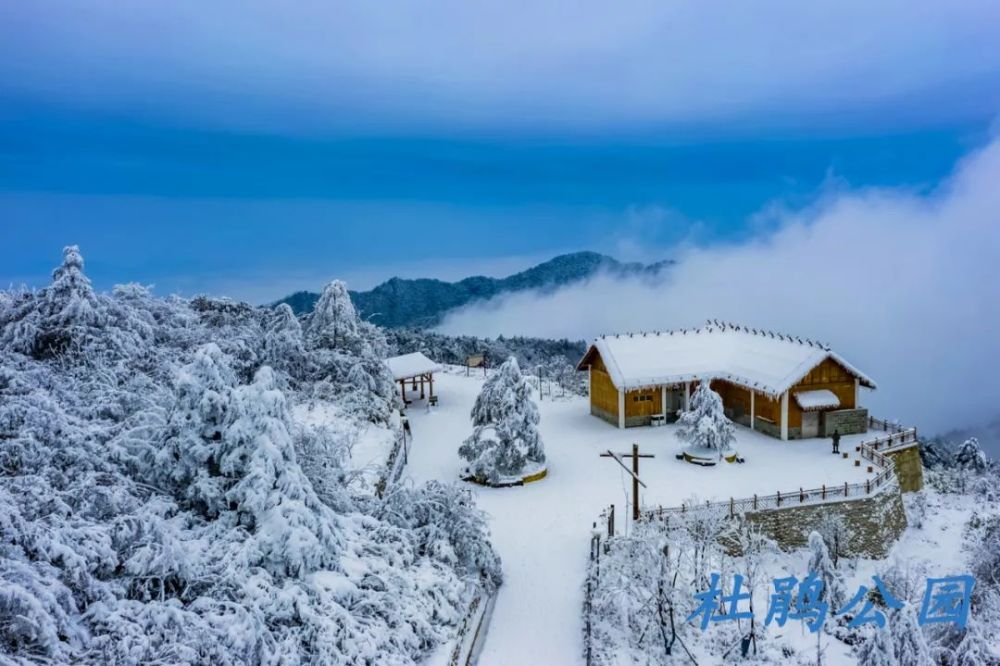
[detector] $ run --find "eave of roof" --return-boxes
[575,321,876,397]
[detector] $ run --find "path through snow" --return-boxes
[402,369,874,665]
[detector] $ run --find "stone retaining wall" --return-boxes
[745,487,907,558]
[886,445,924,492]
[822,408,869,436]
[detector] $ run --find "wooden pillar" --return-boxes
[400,379,406,402]
[420,375,425,399]
[661,385,667,416]
[631,443,640,521]
[429,373,434,398]
[683,382,691,410]
[617,389,625,429]
[750,389,755,431]
[780,391,789,441]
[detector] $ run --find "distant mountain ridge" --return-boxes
[275,251,672,328]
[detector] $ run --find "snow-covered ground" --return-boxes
[401,367,877,665]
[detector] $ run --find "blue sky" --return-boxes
[2,0,999,302]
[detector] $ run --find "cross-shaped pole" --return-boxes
[600,442,655,521]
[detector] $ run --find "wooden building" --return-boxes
[576,321,876,440]
[386,352,442,404]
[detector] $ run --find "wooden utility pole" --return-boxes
[600,443,655,521]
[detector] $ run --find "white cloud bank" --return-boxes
[438,137,1000,435]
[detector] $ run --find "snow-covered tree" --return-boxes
[856,625,898,666]
[306,279,361,352]
[470,356,544,463]
[306,280,397,422]
[261,303,309,380]
[459,356,544,483]
[0,246,500,665]
[675,381,736,455]
[807,531,847,611]
[156,343,238,517]
[890,603,932,666]
[219,365,342,575]
[954,619,996,666]
[815,512,849,568]
[955,438,988,473]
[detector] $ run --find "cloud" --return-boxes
[437,136,1000,437]
[2,1,999,134]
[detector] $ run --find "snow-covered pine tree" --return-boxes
[955,438,988,473]
[306,279,397,422]
[219,365,343,576]
[856,624,899,666]
[954,619,996,666]
[156,343,238,517]
[807,531,847,611]
[890,603,933,666]
[459,356,545,483]
[815,512,848,568]
[675,381,736,456]
[469,356,544,463]
[0,245,152,360]
[306,279,361,352]
[261,303,310,380]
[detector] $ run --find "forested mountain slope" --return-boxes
[276,251,671,327]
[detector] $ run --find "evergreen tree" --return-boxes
[675,381,736,454]
[262,303,309,379]
[856,625,898,666]
[955,438,988,473]
[954,620,996,666]
[890,603,932,666]
[807,531,847,611]
[156,343,238,517]
[459,356,545,483]
[220,366,343,576]
[306,279,361,352]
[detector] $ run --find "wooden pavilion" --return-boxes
[386,352,442,404]
[576,321,877,440]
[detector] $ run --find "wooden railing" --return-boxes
[375,428,409,498]
[644,422,912,523]
[448,581,496,666]
[863,427,919,452]
[868,416,908,435]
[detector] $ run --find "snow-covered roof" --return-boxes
[385,352,442,380]
[576,321,876,397]
[794,389,841,411]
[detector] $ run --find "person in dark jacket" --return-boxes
[831,429,841,454]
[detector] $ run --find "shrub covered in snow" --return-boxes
[459,356,545,483]
[0,246,499,664]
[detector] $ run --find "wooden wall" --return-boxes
[589,354,619,419]
[711,379,777,426]
[625,386,660,419]
[787,357,857,428]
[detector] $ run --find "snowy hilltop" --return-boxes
[0,246,500,665]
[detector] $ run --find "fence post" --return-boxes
[777,491,781,507]
[865,479,870,494]
[753,494,757,511]
[844,481,848,497]
[730,498,734,518]
[799,487,804,503]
